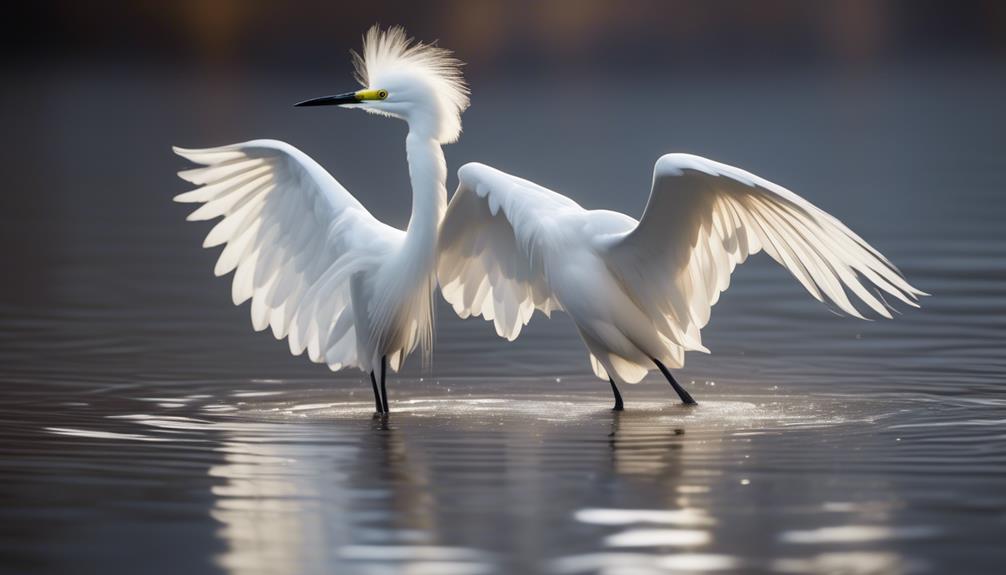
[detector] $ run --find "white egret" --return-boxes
[173,26,469,414]
[438,156,925,409]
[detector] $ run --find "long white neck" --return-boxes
[403,131,447,258]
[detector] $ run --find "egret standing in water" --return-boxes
[438,157,925,409]
[174,27,469,414]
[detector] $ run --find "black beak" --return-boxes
[294,92,359,107]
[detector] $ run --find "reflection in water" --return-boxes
[551,552,741,574]
[779,525,940,545]
[544,398,926,574]
[771,552,926,574]
[31,387,986,574]
[25,381,1006,575]
[209,425,354,573]
[46,426,172,442]
[574,509,714,527]
[201,412,496,575]
[607,410,687,478]
[36,392,964,574]
[604,528,711,547]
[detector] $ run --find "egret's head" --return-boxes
[295,26,470,144]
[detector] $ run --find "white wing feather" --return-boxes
[438,163,582,340]
[602,153,926,351]
[174,139,399,371]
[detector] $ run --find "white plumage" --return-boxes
[438,155,925,400]
[351,26,469,143]
[174,24,923,412]
[174,27,469,413]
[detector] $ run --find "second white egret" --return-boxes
[438,156,925,409]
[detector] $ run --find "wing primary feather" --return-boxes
[172,140,402,373]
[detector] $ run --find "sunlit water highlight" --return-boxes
[8,383,1005,574]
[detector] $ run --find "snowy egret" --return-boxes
[173,26,469,414]
[438,156,925,409]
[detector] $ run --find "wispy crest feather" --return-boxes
[352,26,470,143]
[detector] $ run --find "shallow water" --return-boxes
[1,64,1005,574]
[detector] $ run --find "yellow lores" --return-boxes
[356,88,388,101]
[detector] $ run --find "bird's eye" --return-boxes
[377,90,388,100]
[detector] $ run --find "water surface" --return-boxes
[1,64,1004,574]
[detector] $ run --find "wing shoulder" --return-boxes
[439,163,584,340]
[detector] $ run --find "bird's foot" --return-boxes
[676,388,698,406]
[652,358,698,405]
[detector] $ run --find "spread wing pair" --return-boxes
[438,154,924,404]
[175,141,923,408]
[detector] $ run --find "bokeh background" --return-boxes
[10,0,1006,72]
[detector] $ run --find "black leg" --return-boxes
[608,378,624,411]
[380,355,389,413]
[652,358,697,405]
[370,371,384,413]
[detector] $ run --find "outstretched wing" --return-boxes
[602,153,925,351]
[173,139,400,371]
[438,163,584,340]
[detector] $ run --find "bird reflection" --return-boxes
[207,421,357,574]
[205,411,497,575]
[111,390,927,574]
[606,409,688,481]
[200,396,755,574]
[353,415,438,541]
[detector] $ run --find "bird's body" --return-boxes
[439,156,925,406]
[174,24,922,413]
[174,27,468,413]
